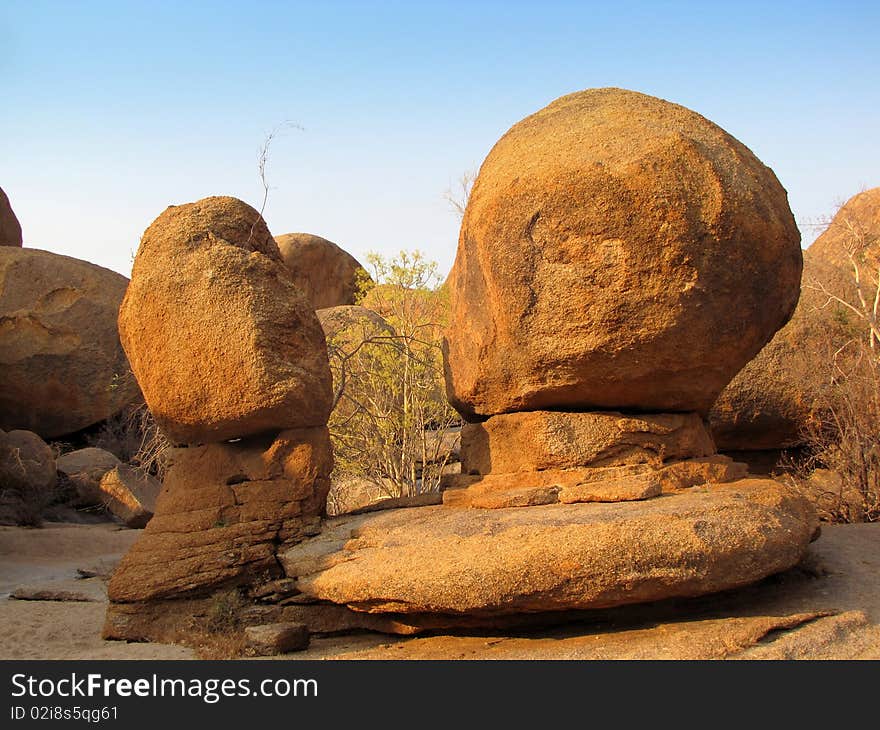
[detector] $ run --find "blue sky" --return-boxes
[2,0,878,278]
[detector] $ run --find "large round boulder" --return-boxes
[0,248,141,438]
[709,187,880,450]
[119,196,333,445]
[0,187,22,247]
[275,233,368,309]
[444,87,802,420]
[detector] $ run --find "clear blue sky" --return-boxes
[2,0,878,278]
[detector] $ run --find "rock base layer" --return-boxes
[281,479,817,619]
[104,427,332,640]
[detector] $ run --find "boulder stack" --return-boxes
[0,248,141,438]
[437,87,804,509]
[104,198,334,645]
[274,89,818,631]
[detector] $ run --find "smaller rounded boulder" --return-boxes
[275,233,368,309]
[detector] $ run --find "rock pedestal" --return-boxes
[441,410,745,508]
[104,198,335,647]
[104,427,331,642]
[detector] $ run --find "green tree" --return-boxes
[325,250,460,513]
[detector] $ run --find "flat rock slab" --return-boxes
[10,577,107,603]
[442,457,748,509]
[460,411,715,474]
[244,622,309,655]
[281,479,817,618]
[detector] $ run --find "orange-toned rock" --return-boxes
[444,87,801,419]
[0,187,22,247]
[655,455,748,492]
[275,233,368,309]
[0,429,56,495]
[441,456,746,508]
[282,479,817,618]
[107,427,332,605]
[0,248,140,438]
[56,448,121,505]
[460,410,715,475]
[808,187,880,273]
[709,187,880,450]
[119,197,332,445]
[98,465,160,528]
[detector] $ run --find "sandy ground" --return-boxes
[0,522,192,659]
[1,521,878,660]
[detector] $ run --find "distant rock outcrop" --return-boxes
[710,187,880,451]
[0,248,140,439]
[118,197,332,445]
[0,187,22,247]
[275,233,369,310]
[444,87,802,420]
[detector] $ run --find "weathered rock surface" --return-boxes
[99,465,160,528]
[0,247,140,438]
[710,187,880,450]
[275,233,368,309]
[808,186,880,274]
[442,456,747,508]
[107,427,331,605]
[708,281,827,450]
[444,87,801,420]
[0,429,56,495]
[460,410,715,475]
[56,448,121,505]
[244,622,310,655]
[282,479,817,619]
[0,187,22,247]
[790,468,869,523]
[119,197,332,445]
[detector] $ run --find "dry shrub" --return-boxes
[0,483,58,527]
[789,341,880,522]
[87,402,171,479]
[326,251,461,514]
[787,203,880,522]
